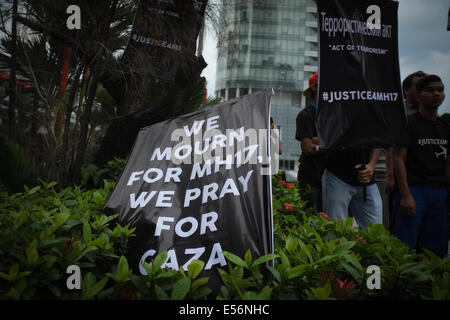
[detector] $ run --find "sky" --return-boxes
[201,0,450,114]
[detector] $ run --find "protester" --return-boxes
[295,72,324,211]
[403,71,428,116]
[440,112,450,258]
[319,67,384,228]
[385,71,427,231]
[393,74,448,257]
[321,146,383,229]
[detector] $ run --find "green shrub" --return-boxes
[0,134,37,194]
[81,157,127,189]
[1,170,449,300]
[0,180,213,300]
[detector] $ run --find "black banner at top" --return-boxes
[126,0,207,81]
[316,0,409,150]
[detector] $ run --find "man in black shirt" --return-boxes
[385,71,427,231]
[296,72,324,211]
[393,74,449,257]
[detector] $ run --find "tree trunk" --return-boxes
[60,63,84,185]
[71,76,99,184]
[8,0,18,142]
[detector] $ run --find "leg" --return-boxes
[299,182,314,211]
[392,186,426,250]
[419,187,447,257]
[322,169,354,220]
[314,185,323,212]
[350,183,383,230]
[310,186,322,212]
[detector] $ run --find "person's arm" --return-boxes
[385,147,395,193]
[395,147,416,215]
[300,137,319,155]
[355,148,382,184]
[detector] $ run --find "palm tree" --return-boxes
[1,0,212,186]
[14,0,135,183]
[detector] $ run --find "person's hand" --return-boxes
[385,175,395,194]
[354,163,374,184]
[312,137,319,145]
[401,193,416,216]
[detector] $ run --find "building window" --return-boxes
[228,88,237,99]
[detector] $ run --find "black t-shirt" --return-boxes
[295,104,325,187]
[404,112,449,187]
[324,148,375,186]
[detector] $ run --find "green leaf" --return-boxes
[64,199,78,207]
[217,268,233,289]
[56,206,70,225]
[253,254,279,267]
[316,254,338,264]
[82,272,96,296]
[187,260,204,279]
[298,240,314,264]
[92,191,105,205]
[82,218,92,243]
[0,272,10,282]
[334,241,355,255]
[155,270,178,279]
[340,262,362,283]
[191,277,209,291]
[222,251,248,268]
[74,246,98,263]
[256,286,272,300]
[45,182,58,189]
[243,291,258,300]
[25,246,39,265]
[285,235,298,253]
[190,286,212,300]
[306,283,336,300]
[267,266,281,283]
[140,261,152,276]
[287,265,307,279]
[117,256,132,282]
[83,275,108,300]
[152,251,168,273]
[343,254,364,273]
[230,265,244,281]
[27,186,41,195]
[154,284,169,300]
[343,217,354,229]
[244,249,253,266]
[279,250,291,269]
[171,277,191,300]
[39,255,58,269]
[37,238,65,250]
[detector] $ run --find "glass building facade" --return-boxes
[215,0,318,175]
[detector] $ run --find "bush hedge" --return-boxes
[0,173,449,300]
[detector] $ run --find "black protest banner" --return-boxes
[126,0,207,81]
[104,90,274,294]
[316,0,409,150]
